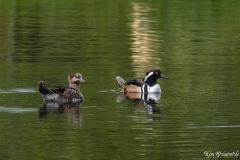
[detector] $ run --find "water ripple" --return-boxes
[0,106,38,113]
[97,88,122,93]
[187,125,240,129]
[0,88,37,94]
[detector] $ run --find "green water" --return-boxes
[0,0,240,159]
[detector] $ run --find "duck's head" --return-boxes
[68,73,86,87]
[143,68,169,85]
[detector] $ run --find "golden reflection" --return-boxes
[130,2,161,77]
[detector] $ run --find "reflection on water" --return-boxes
[39,101,82,126]
[117,92,161,120]
[130,2,161,77]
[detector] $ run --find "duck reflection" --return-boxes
[117,92,161,116]
[39,101,83,126]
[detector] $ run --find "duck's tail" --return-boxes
[116,76,126,87]
[38,81,54,95]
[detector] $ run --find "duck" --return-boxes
[116,68,169,94]
[38,73,86,102]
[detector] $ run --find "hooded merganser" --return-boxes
[116,68,169,93]
[38,73,86,102]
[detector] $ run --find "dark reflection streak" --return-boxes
[39,101,82,126]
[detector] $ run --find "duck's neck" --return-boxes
[144,78,157,86]
[69,83,80,91]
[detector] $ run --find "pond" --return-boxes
[0,0,240,159]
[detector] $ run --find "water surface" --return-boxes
[0,0,240,159]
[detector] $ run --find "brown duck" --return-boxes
[38,73,86,102]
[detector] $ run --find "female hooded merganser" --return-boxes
[116,68,169,93]
[38,73,86,102]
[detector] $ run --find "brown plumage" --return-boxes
[38,73,86,102]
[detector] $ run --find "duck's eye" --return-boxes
[155,72,159,75]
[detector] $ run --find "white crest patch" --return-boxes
[144,72,154,82]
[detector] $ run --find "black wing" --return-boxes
[38,81,67,96]
[125,79,144,87]
[38,81,54,95]
[51,86,66,96]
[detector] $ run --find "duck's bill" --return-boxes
[160,74,169,79]
[80,79,86,82]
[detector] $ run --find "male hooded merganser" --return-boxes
[38,73,86,102]
[116,68,169,93]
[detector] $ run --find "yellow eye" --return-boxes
[155,72,159,75]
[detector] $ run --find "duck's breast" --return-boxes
[146,84,161,93]
[63,88,82,99]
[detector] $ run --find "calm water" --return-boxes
[0,0,240,159]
